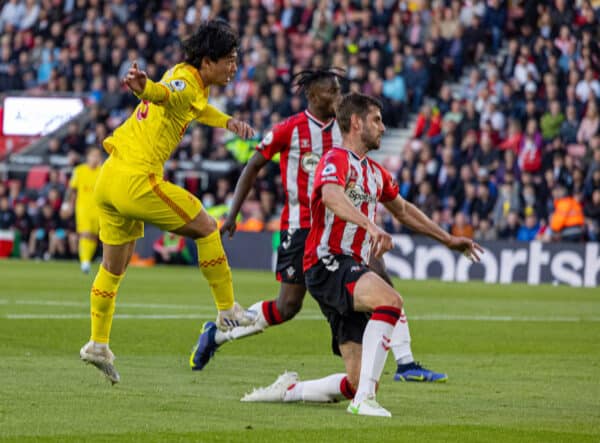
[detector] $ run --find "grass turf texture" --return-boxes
[0,260,599,442]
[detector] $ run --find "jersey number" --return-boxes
[136,100,150,120]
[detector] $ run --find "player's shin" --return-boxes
[195,230,234,311]
[90,265,124,343]
[283,373,354,402]
[354,306,400,402]
[390,309,414,365]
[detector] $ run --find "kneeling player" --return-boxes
[240,93,482,416]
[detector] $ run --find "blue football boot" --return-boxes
[190,321,219,371]
[394,361,448,382]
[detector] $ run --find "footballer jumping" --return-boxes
[79,20,256,383]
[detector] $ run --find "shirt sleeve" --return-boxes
[255,122,289,160]
[135,76,194,110]
[312,149,349,194]
[379,164,399,203]
[195,103,230,128]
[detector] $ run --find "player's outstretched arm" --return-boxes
[221,152,269,238]
[384,196,483,262]
[322,183,392,258]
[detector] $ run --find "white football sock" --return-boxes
[390,309,414,365]
[214,301,268,345]
[283,373,352,402]
[354,306,400,403]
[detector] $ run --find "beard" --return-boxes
[361,131,381,151]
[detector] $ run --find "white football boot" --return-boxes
[241,372,299,402]
[80,341,120,384]
[216,302,257,330]
[347,395,392,417]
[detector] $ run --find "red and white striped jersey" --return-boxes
[256,110,342,230]
[304,146,399,269]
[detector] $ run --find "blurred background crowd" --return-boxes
[0,0,599,261]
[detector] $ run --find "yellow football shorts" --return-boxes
[75,208,100,235]
[94,156,202,245]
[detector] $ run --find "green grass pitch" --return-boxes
[1,260,599,442]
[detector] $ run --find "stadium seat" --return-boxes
[25,165,50,190]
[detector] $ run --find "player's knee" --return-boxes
[379,288,403,310]
[189,213,218,239]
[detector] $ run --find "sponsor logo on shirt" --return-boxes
[345,182,377,205]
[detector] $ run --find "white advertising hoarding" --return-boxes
[2,96,85,136]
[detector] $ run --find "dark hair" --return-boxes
[336,92,382,133]
[182,19,239,68]
[291,67,346,94]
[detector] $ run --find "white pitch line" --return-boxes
[12,299,217,310]
[3,313,600,322]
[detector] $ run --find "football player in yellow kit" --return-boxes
[80,19,257,384]
[65,147,103,274]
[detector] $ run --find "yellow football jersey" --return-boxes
[103,63,231,174]
[70,164,101,211]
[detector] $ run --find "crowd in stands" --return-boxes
[1,0,600,261]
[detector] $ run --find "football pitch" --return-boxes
[1,261,599,442]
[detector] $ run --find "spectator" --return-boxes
[498,210,520,240]
[12,200,32,258]
[517,214,540,241]
[549,184,585,242]
[575,68,600,103]
[413,104,441,140]
[451,212,474,239]
[382,66,406,128]
[540,100,565,141]
[0,196,15,229]
[518,119,543,173]
[584,189,600,241]
[577,100,600,145]
[474,218,498,241]
[153,232,192,265]
[560,105,581,145]
[404,58,429,112]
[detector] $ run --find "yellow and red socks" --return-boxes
[79,237,97,264]
[195,230,234,311]
[90,265,124,343]
[354,305,401,402]
[390,308,414,365]
[283,374,355,402]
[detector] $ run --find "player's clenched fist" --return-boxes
[227,118,256,139]
[367,223,393,258]
[123,61,147,95]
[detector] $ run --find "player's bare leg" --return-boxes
[190,282,305,370]
[80,241,135,384]
[369,257,448,383]
[174,209,256,330]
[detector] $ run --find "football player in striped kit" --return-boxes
[191,72,448,385]
[240,93,482,417]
